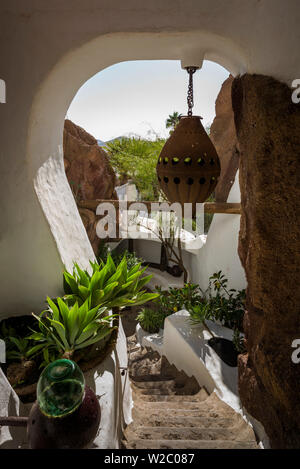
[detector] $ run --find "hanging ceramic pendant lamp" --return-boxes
[157,67,221,206]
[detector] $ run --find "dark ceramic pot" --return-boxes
[27,386,100,449]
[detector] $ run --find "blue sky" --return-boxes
[67,60,229,142]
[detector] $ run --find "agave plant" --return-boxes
[30,296,116,360]
[63,255,158,310]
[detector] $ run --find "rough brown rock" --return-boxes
[77,208,98,253]
[210,75,240,202]
[64,119,116,201]
[232,74,300,448]
[63,120,117,253]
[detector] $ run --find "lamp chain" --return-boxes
[185,66,198,116]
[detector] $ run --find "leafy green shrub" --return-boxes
[105,136,165,200]
[6,337,45,362]
[155,283,203,316]
[185,271,246,353]
[63,255,158,310]
[137,307,165,333]
[188,302,215,337]
[0,321,16,340]
[188,302,212,326]
[153,272,245,354]
[0,320,45,364]
[205,271,245,331]
[97,243,143,271]
[112,250,144,271]
[137,283,205,332]
[30,296,116,360]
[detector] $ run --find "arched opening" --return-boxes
[61,57,243,289]
[28,31,247,279]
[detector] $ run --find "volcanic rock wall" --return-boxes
[232,74,300,448]
[63,120,117,253]
[210,75,240,202]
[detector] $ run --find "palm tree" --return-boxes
[166,111,182,132]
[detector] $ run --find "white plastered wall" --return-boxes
[190,171,246,291]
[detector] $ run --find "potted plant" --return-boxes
[0,255,158,401]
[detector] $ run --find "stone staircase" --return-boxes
[122,333,259,450]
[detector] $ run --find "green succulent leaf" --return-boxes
[47,296,60,322]
[26,343,45,358]
[74,263,90,288]
[75,326,114,350]
[48,319,69,350]
[63,272,79,295]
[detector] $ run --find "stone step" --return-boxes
[131,381,175,395]
[128,415,236,429]
[131,379,175,389]
[134,388,176,396]
[132,403,235,421]
[123,439,258,450]
[130,374,174,382]
[125,425,256,442]
[132,395,232,413]
[133,407,226,419]
[132,388,209,402]
[133,400,207,410]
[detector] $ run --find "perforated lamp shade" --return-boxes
[157,116,220,205]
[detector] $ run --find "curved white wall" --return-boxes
[190,172,246,291]
[0,1,299,316]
